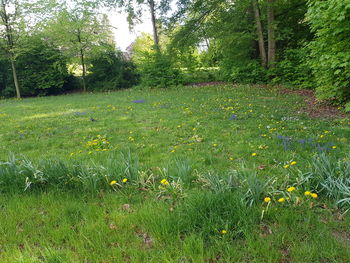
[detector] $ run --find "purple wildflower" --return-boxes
[74,111,87,116]
[229,114,237,120]
[132,100,145,103]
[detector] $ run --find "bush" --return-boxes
[224,61,268,84]
[16,37,70,96]
[0,56,12,97]
[307,0,350,104]
[182,67,221,85]
[88,45,139,91]
[136,48,183,89]
[270,47,314,89]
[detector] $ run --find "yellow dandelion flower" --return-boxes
[264,197,271,203]
[251,153,257,157]
[332,146,337,149]
[278,197,286,203]
[110,180,117,185]
[310,193,318,198]
[290,161,297,166]
[220,230,227,235]
[283,164,290,169]
[160,179,169,185]
[304,191,311,196]
[122,178,128,183]
[287,186,296,192]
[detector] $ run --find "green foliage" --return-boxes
[270,47,314,89]
[196,172,237,193]
[346,102,350,112]
[296,153,350,208]
[87,45,139,91]
[15,37,70,96]
[0,152,141,194]
[182,67,220,84]
[307,0,350,104]
[0,56,12,97]
[136,48,183,88]
[224,61,268,84]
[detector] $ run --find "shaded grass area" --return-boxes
[1,85,350,262]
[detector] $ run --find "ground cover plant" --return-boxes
[1,84,350,262]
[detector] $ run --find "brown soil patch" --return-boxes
[279,88,348,119]
[332,229,350,245]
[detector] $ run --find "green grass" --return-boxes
[1,84,350,262]
[1,85,348,170]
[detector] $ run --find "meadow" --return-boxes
[1,84,350,262]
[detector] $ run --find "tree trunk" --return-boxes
[2,0,21,98]
[80,48,87,92]
[10,57,21,98]
[148,0,159,46]
[267,0,276,68]
[252,0,267,68]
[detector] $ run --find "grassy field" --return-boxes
[1,84,350,262]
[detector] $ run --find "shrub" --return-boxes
[16,37,70,96]
[222,61,268,84]
[307,0,350,104]
[270,47,314,89]
[0,56,12,97]
[88,45,139,91]
[182,67,221,85]
[136,48,183,89]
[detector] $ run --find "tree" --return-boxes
[46,1,113,92]
[15,36,70,96]
[107,0,173,47]
[149,0,159,45]
[0,0,22,98]
[267,0,275,68]
[88,43,139,91]
[252,0,267,67]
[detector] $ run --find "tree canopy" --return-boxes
[0,0,349,108]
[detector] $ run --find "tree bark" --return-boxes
[10,57,21,98]
[148,0,159,46]
[80,48,87,92]
[252,0,267,68]
[267,0,276,68]
[1,0,21,98]
[77,29,87,92]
